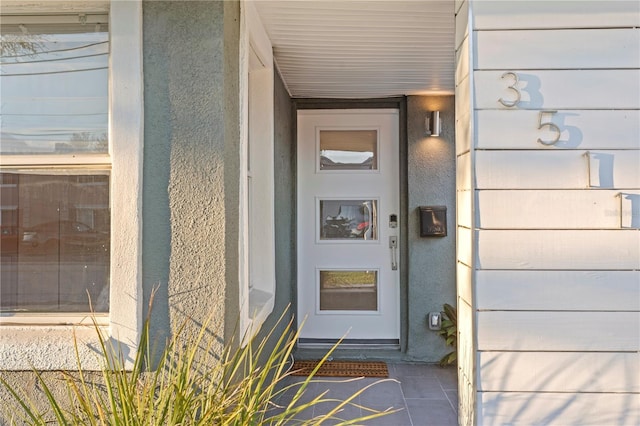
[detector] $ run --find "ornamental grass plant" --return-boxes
[0,303,394,425]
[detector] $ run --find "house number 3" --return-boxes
[498,71,521,107]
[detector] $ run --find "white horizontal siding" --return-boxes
[472,1,640,30]
[478,391,640,426]
[476,190,640,229]
[476,270,640,311]
[454,0,469,50]
[476,230,640,270]
[455,77,471,155]
[457,262,472,305]
[455,104,471,155]
[456,151,471,190]
[455,36,470,84]
[455,31,472,156]
[476,110,640,150]
[479,352,640,393]
[475,150,640,189]
[455,62,470,102]
[458,298,474,397]
[455,4,475,424]
[475,29,640,70]
[468,2,640,424]
[457,226,472,267]
[474,70,640,110]
[456,189,472,229]
[477,311,640,351]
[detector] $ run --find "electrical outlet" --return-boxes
[427,312,442,330]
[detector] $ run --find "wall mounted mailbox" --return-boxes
[419,206,447,237]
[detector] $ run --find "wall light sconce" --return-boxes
[424,111,441,137]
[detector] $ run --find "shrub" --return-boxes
[437,303,457,367]
[0,307,394,425]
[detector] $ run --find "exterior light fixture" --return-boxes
[424,111,441,137]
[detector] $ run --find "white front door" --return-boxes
[297,109,400,345]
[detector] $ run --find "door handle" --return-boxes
[389,236,398,271]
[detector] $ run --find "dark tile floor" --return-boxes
[273,363,458,425]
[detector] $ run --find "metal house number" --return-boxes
[498,71,521,108]
[498,71,562,146]
[537,110,561,146]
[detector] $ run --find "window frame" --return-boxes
[239,0,276,339]
[0,0,143,370]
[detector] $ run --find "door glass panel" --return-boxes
[319,270,378,311]
[319,199,377,240]
[319,130,377,170]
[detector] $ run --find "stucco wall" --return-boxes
[1,1,243,416]
[143,0,240,347]
[406,96,457,362]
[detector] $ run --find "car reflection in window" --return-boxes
[0,226,19,255]
[21,220,109,256]
[321,200,376,240]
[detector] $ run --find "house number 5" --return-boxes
[498,71,521,107]
[537,110,561,146]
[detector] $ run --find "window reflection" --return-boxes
[319,270,378,311]
[0,19,109,154]
[319,130,377,170]
[0,172,109,313]
[320,199,377,240]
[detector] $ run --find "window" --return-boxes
[0,1,142,370]
[319,199,378,241]
[319,270,378,311]
[239,1,275,338]
[1,13,110,314]
[319,130,378,171]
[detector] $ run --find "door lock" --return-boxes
[389,236,398,270]
[389,214,398,228]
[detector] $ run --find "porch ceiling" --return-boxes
[254,0,456,99]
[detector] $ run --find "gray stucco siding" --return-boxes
[406,95,457,362]
[142,0,240,349]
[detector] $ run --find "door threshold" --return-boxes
[297,338,400,350]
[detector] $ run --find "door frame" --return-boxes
[293,97,408,352]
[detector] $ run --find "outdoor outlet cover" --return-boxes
[428,312,442,330]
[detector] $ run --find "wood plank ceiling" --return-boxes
[254,0,456,99]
